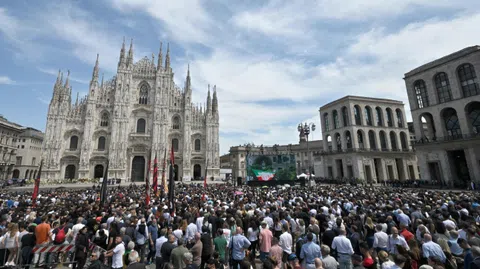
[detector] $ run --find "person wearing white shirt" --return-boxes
[71,217,85,242]
[373,224,389,252]
[156,229,168,269]
[186,220,198,247]
[105,236,125,269]
[331,228,354,269]
[387,228,409,255]
[278,224,293,263]
[196,213,205,233]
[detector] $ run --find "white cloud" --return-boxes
[0,76,15,85]
[109,0,213,45]
[38,67,90,85]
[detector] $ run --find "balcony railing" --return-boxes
[414,132,480,145]
[313,147,414,156]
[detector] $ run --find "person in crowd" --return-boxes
[127,250,146,269]
[331,227,354,269]
[171,238,189,269]
[190,232,203,267]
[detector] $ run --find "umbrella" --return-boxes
[234,191,244,195]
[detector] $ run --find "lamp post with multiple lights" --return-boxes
[297,122,316,175]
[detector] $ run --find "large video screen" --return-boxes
[246,153,297,181]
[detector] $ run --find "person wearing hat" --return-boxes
[287,253,301,269]
[300,233,321,269]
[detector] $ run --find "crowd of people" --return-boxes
[1,182,480,269]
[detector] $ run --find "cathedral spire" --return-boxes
[118,37,126,67]
[127,38,134,66]
[56,69,62,86]
[206,84,211,112]
[185,64,191,90]
[100,73,104,88]
[91,54,99,86]
[75,92,79,105]
[157,42,163,71]
[212,85,218,113]
[64,70,70,89]
[165,43,170,70]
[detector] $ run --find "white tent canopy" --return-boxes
[297,173,308,178]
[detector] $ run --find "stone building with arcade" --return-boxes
[42,40,220,182]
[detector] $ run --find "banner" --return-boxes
[246,153,296,181]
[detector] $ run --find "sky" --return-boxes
[0,0,480,155]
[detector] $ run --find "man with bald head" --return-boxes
[229,227,251,269]
[387,227,409,255]
[422,233,446,263]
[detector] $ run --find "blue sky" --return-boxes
[0,0,480,154]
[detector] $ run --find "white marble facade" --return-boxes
[42,40,220,182]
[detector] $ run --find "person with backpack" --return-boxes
[49,218,71,265]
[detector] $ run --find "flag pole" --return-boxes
[100,160,109,206]
[32,160,43,208]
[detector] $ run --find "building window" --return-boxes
[32,157,36,166]
[396,109,404,128]
[69,135,78,150]
[354,105,362,125]
[172,138,179,152]
[136,118,146,133]
[332,110,339,129]
[443,108,462,137]
[335,133,342,150]
[414,80,429,108]
[467,102,480,134]
[386,108,393,127]
[379,131,387,150]
[364,106,373,126]
[341,106,349,126]
[139,84,149,104]
[434,72,452,103]
[345,131,352,149]
[100,112,109,127]
[172,116,180,130]
[389,131,397,150]
[458,63,480,98]
[375,107,383,126]
[368,130,377,150]
[194,139,201,151]
[21,145,24,149]
[98,136,106,150]
[16,156,22,165]
[323,113,330,131]
[357,130,364,149]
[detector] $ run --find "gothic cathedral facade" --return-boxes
[42,40,220,182]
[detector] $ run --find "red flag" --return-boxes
[162,148,167,195]
[153,154,158,196]
[146,160,151,206]
[32,160,43,208]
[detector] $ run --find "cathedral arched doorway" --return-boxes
[174,164,179,181]
[193,164,201,180]
[12,169,19,178]
[65,165,76,179]
[131,156,146,182]
[94,165,104,179]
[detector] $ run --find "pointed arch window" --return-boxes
[139,84,149,104]
[414,80,429,108]
[69,136,78,150]
[194,139,201,151]
[136,118,146,133]
[172,138,179,152]
[434,72,452,103]
[172,116,180,130]
[100,112,109,127]
[98,136,106,151]
[458,63,480,98]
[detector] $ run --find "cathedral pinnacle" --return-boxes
[118,37,126,67]
[185,64,191,90]
[101,73,104,87]
[157,42,163,71]
[212,85,218,113]
[64,70,70,89]
[56,69,62,85]
[127,38,134,66]
[91,54,99,85]
[206,84,211,111]
[75,92,79,105]
[165,43,170,70]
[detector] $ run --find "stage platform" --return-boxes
[246,178,307,187]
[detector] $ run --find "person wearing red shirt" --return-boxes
[400,224,414,242]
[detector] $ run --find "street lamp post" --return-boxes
[297,122,316,175]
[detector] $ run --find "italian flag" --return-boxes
[252,169,275,181]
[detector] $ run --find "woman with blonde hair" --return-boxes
[437,239,457,269]
[2,223,20,266]
[377,250,394,269]
[364,217,376,249]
